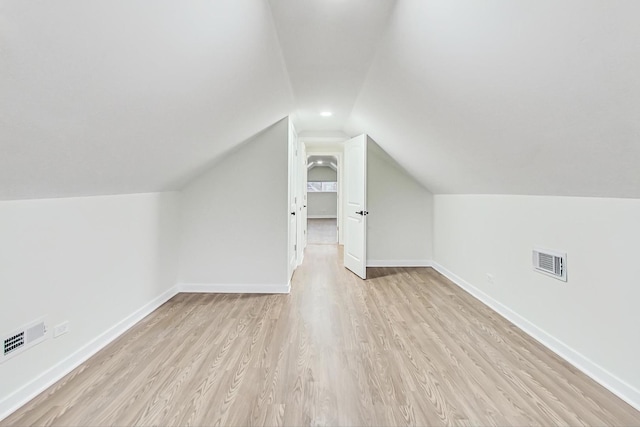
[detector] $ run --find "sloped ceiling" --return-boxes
[0,0,293,200]
[308,156,337,171]
[347,1,640,197]
[2,1,640,200]
[268,0,396,132]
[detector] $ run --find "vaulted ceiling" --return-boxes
[0,0,293,199]
[346,1,640,197]
[268,0,395,132]
[2,0,639,200]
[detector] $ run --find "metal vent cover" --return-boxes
[4,332,25,356]
[1,318,47,363]
[533,248,567,281]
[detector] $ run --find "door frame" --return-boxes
[288,121,299,280]
[296,143,307,266]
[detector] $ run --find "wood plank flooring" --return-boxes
[3,244,639,426]
[307,218,337,244]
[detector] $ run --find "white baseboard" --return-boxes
[0,286,179,422]
[178,282,291,294]
[0,280,294,422]
[307,215,337,219]
[367,259,432,267]
[430,262,640,412]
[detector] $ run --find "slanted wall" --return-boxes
[366,137,434,266]
[178,118,290,289]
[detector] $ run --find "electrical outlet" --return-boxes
[486,273,495,285]
[53,321,69,338]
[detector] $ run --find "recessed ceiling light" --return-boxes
[320,111,332,117]
[317,160,323,164]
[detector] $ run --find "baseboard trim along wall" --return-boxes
[6,268,637,420]
[0,280,293,421]
[430,262,640,412]
[0,286,179,422]
[178,282,291,294]
[367,259,432,267]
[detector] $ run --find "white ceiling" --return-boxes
[347,1,640,197]
[2,0,640,199]
[0,0,293,200]
[308,155,337,171]
[267,0,396,132]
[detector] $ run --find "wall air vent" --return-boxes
[4,332,25,355]
[533,248,567,282]
[1,318,47,364]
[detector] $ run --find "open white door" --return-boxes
[300,144,308,253]
[343,134,367,279]
[288,121,298,279]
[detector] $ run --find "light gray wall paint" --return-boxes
[0,192,180,413]
[308,166,337,218]
[178,118,289,286]
[308,193,337,218]
[366,137,433,264]
[433,194,640,407]
[308,166,337,182]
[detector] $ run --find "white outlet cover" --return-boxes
[53,321,69,338]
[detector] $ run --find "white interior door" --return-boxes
[344,134,367,279]
[300,144,308,252]
[288,122,298,278]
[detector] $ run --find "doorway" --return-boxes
[307,155,338,244]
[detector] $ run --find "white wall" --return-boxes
[308,166,337,182]
[307,166,337,218]
[0,192,180,416]
[307,193,337,218]
[178,118,289,290]
[433,194,640,408]
[366,138,433,266]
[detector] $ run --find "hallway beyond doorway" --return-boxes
[307,218,337,244]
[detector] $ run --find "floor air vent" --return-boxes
[1,318,47,363]
[533,248,567,281]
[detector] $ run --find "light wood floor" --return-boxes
[307,218,337,244]
[3,245,639,426]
